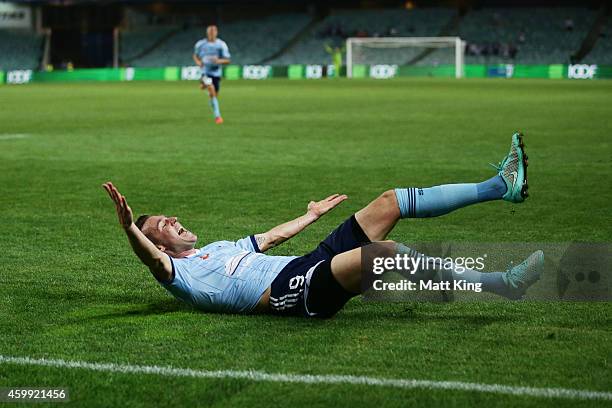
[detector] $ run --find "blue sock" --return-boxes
[394,176,506,218]
[476,175,507,201]
[209,97,221,118]
[479,272,513,297]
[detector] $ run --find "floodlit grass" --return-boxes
[0,79,610,407]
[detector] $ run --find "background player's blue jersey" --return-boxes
[193,38,230,78]
[161,236,297,313]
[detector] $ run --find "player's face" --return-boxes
[142,215,198,253]
[207,26,218,41]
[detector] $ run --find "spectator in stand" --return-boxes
[467,43,482,57]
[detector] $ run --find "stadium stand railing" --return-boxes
[583,14,612,64]
[120,26,182,63]
[258,13,326,64]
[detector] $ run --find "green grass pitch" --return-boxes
[0,78,610,407]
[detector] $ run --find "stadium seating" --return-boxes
[268,8,456,65]
[121,13,312,67]
[265,7,597,67]
[118,7,601,68]
[584,20,612,64]
[1,7,604,71]
[120,26,181,63]
[455,7,596,64]
[0,29,43,70]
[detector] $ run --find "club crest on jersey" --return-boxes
[225,252,250,276]
[200,254,210,260]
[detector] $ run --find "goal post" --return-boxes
[346,37,466,79]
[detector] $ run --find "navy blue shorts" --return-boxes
[201,75,221,93]
[269,215,370,318]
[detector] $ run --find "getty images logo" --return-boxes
[568,64,597,80]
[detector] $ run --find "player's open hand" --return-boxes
[307,194,348,219]
[102,182,134,230]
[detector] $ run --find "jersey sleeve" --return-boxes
[193,41,200,55]
[159,255,195,305]
[234,235,261,253]
[220,41,231,59]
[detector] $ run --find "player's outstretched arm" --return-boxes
[102,182,173,282]
[254,194,348,252]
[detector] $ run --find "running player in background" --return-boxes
[193,25,230,124]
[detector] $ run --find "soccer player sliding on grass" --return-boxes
[103,133,543,318]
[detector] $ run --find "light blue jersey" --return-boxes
[193,38,230,77]
[161,236,297,313]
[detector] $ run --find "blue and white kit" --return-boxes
[162,236,295,314]
[193,38,230,80]
[161,216,369,317]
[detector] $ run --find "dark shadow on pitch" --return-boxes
[77,299,195,323]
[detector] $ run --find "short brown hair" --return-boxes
[135,214,151,231]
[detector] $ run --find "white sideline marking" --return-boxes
[0,134,30,140]
[1,355,611,401]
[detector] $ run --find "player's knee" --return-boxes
[379,189,399,212]
[371,240,397,258]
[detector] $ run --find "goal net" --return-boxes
[346,37,466,79]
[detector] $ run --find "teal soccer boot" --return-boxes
[502,250,544,299]
[492,132,529,203]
